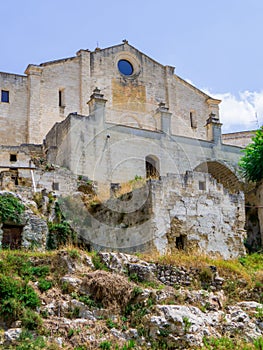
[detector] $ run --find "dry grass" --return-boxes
[81,270,134,311]
[139,250,253,285]
[114,177,146,197]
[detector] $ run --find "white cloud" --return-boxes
[206,90,263,133]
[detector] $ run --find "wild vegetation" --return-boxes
[239,126,263,183]
[0,248,262,349]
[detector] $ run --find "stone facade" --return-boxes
[0,41,253,257]
[1,41,220,145]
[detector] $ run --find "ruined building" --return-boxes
[0,41,256,258]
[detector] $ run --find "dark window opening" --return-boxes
[59,89,65,108]
[52,182,59,190]
[59,90,62,107]
[176,235,187,250]
[190,111,197,128]
[118,60,133,76]
[199,181,206,191]
[1,90,9,103]
[2,224,23,249]
[10,154,17,162]
[146,155,160,179]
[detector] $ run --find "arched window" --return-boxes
[146,155,160,179]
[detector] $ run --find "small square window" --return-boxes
[199,181,206,191]
[1,90,9,103]
[52,182,59,190]
[10,154,17,162]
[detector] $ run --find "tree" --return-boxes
[239,126,263,182]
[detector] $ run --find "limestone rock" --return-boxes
[60,275,82,290]
[4,328,22,344]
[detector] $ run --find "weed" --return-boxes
[120,340,135,349]
[78,294,102,308]
[67,306,80,319]
[99,340,112,349]
[68,249,80,259]
[68,328,75,338]
[0,275,40,325]
[129,273,140,283]
[15,332,47,350]
[132,286,143,297]
[29,265,50,279]
[106,318,118,329]
[199,267,213,289]
[254,337,263,349]
[182,316,191,334]
[255,306,263,321]
[61,281,75,294]
[91,252,109,271]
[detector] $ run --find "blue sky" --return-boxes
[1,0,263,132]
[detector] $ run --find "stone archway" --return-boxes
[194,160,243,193]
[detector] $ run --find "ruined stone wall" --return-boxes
[0,72,28,145]
[151,172,246,259]
[59,172,246,259]
[0,144,43,169]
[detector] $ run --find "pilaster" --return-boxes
[25,65,43,144]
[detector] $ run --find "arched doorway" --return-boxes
[145,155,160,179]
[194,160,242,193]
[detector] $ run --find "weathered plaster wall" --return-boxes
[45,109,242,188]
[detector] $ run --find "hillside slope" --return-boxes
[0,249,263,349]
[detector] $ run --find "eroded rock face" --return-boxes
[145,304,262,348]
[151,173,246,259]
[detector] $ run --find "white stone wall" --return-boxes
[0,73,28,145]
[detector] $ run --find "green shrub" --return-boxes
[19,284,41,309]
[0,274,40,325]
[38,279,52,292]
[29,265,50,279]
[0,193,25,224]
[239,126,263,182]
[47,221,76,250]
[21,309,43,330]
[15,332,46,350]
